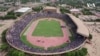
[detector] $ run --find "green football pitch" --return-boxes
[32,20,63,37]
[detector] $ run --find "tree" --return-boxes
[60,7,70,14]
[66,52,72,56]
[7,49,26,56]
[4,15,17,19]
[0,29,10,52]
[78,50,85,56]
[32,6,43,12]
[82,48,88,55]
[7,11,15,15]
[0,43,9,51]
[1,29,7,42]
[88,34,92,40]
[81,9,94,15]
[16,13,22,17]
[75,51,80,56]
[71,51,76,56]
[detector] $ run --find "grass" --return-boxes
[32,20,63,37]
[20,35,44,49]
[48,43,67,50]
[20,19,44,49]
[20,19,68,50]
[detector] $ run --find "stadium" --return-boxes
[6,7,89,55]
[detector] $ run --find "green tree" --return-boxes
[0,29,10,52]
[60,7,70,14]
[82,9,94,15]
[88,34,92,40]
[82,48,88,55]
[75,51,80,56]
[0,43,9,51]
[66,52,72,56]
[32,6,43,12]
[7,11,15,15]
[1,29,7,42]
[78,50,85,56]
[4,15,17,19]
[7,49,26,56]
[71,51,76,56]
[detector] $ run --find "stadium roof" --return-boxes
[67,14,89,37]
[15,7,31,13]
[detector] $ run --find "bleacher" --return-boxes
[6,12,86,54]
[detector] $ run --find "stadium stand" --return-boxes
[6,12,86,55]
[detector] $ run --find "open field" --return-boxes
[32,20,63,37]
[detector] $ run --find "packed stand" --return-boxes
[6,12,86,53]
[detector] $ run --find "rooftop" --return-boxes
[15,7,31,13]
[67,14,89,37]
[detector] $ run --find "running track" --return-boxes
[26,19,69,50]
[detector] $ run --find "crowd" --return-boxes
[6,12,86,53]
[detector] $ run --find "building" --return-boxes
[79,15,99,21]
[15,7,32,13]
[43,6,57,13]
[70,8,82,15]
